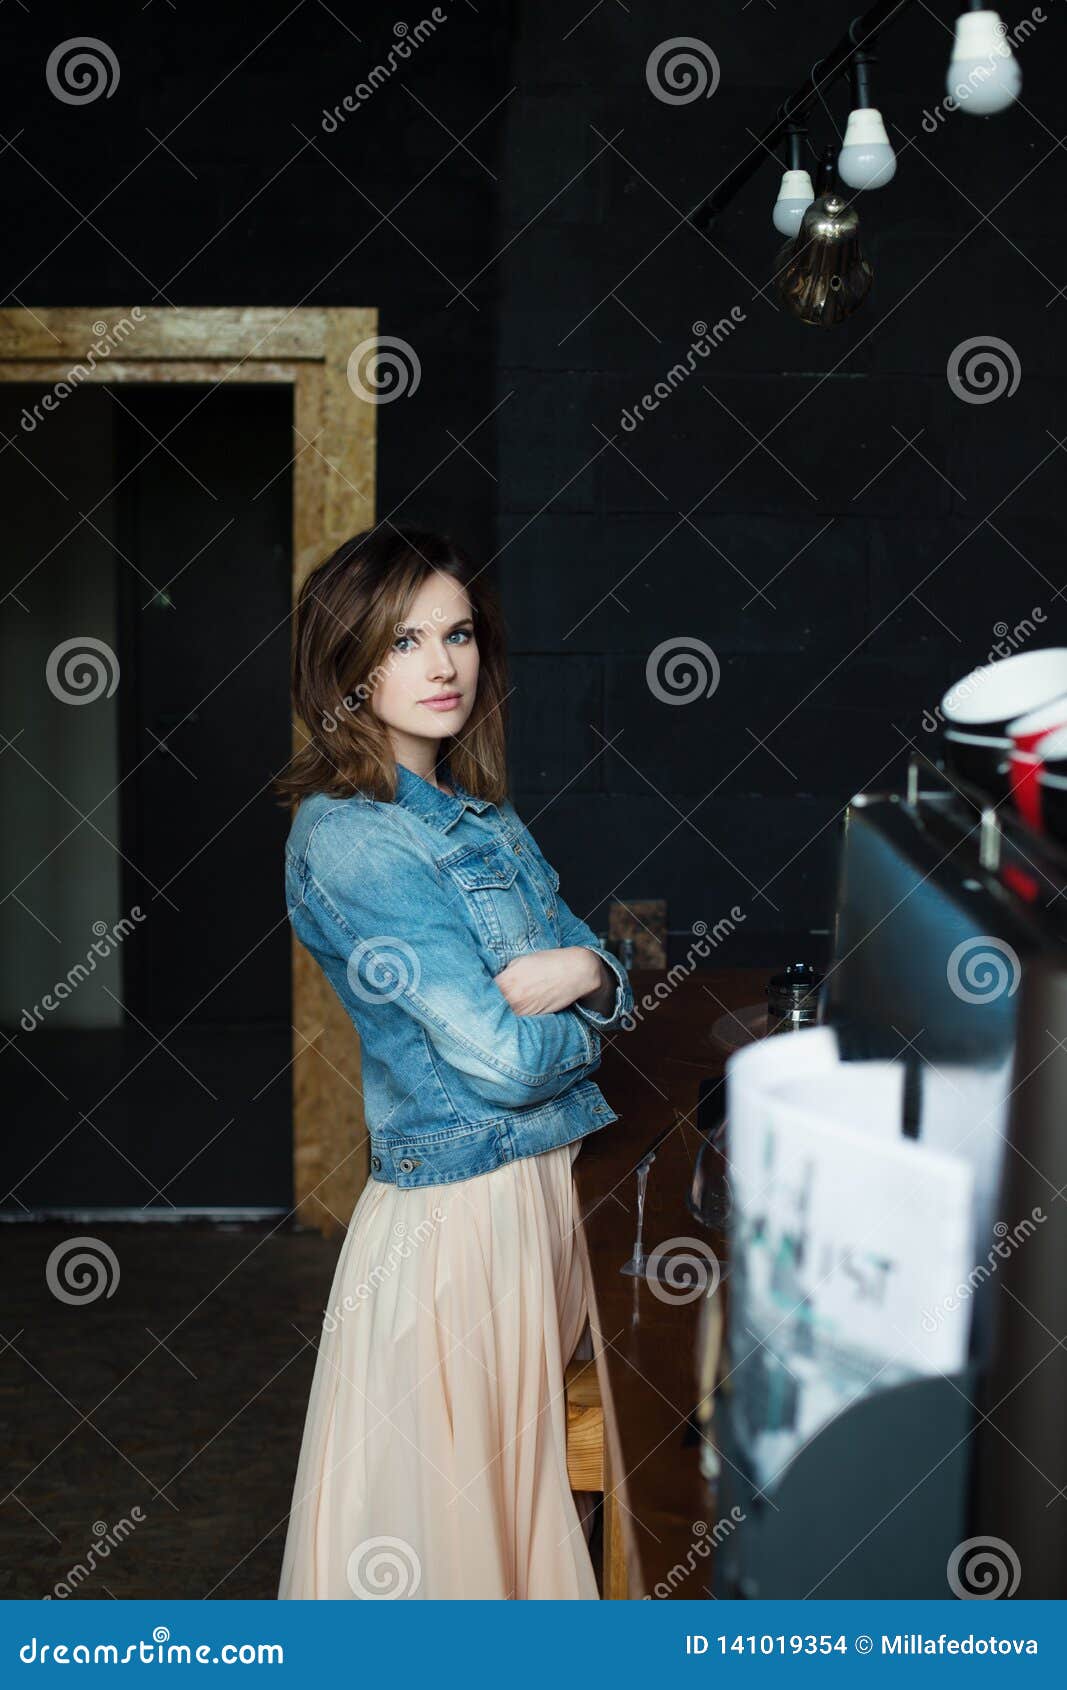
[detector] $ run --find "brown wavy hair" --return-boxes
[272,524,510,808]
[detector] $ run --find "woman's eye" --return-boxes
[394,627,472,653]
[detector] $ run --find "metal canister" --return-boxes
[766,961,823,1036]
[597,932,635,972]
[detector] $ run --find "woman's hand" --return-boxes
[492,945,606,1016]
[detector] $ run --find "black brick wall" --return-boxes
[495,1,1066,963]
[9,2,1064,965]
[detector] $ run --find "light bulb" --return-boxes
[772,168,815,237]
[837,107,897,189]
[947,10,1021,115]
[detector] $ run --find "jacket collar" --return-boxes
[393,758,495,833]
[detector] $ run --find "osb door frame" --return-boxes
[0,305,377,1238]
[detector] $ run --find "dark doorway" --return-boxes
[0,381,294,1217]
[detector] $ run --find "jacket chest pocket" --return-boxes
[440,842,536,956]
[521,851,561,931]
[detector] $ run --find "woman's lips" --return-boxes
[420,694,463,712]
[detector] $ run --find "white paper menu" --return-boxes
[724,1028,976,1492]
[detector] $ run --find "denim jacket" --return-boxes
[284,761,634,1188]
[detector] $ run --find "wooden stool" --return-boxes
[564,1357,629,1599]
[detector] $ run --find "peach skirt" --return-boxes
[277,1139,598,1600]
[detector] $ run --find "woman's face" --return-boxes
[371,570,480,765]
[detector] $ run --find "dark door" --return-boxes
[1,381,295,1215]
[116,384,292,1032]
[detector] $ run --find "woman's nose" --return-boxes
[427,642,457,681]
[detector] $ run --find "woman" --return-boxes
[272,525,633,1600]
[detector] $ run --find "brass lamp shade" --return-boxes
[775,191,873,327]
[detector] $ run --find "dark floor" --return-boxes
[0,1221,339,1599]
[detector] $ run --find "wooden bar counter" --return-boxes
[572,964,771,1600]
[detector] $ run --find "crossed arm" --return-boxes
[298,806,630,1111]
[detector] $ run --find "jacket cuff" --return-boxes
[557,1006,599,1069]
[573,944,633,1032]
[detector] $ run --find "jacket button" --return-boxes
[371,1155,382,1171]
[398,1156,415,1173]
